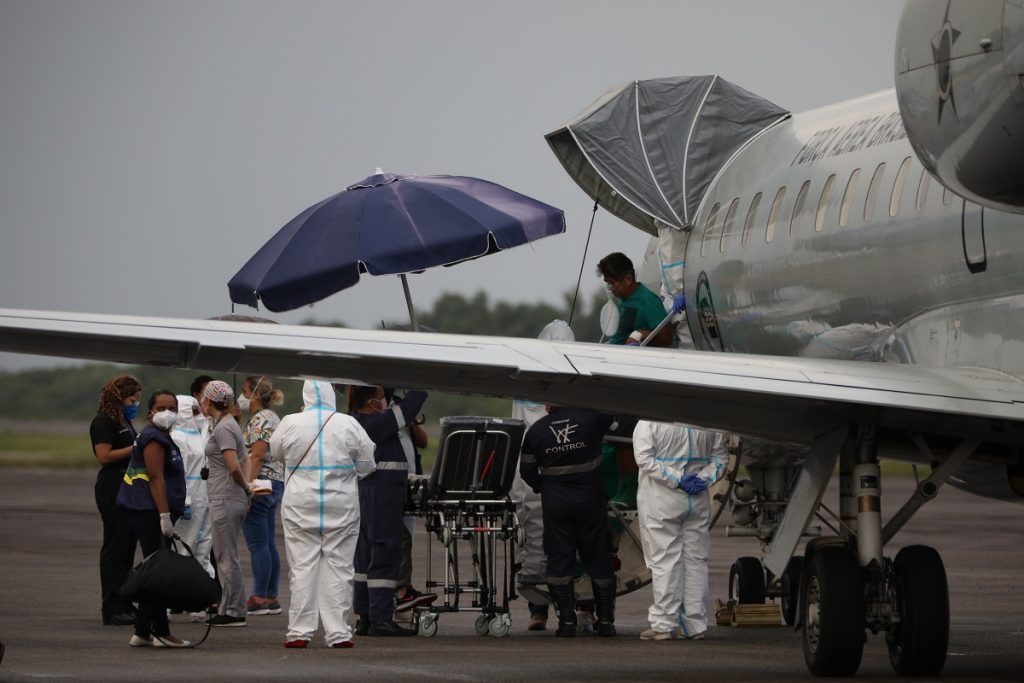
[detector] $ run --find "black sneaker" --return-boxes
[367,620,416,637]
[394,587,438,613]
[354,617,371,636]
[209,614,247,627]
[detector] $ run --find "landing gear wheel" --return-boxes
[886,545,949,676]
[474,614,490,636]
[729,556,766,603]
[418,614,438,638]
[801,543,865,677]
[780,555,803,626]
[488,615,511,637]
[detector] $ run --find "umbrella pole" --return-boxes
[400,273,420,332]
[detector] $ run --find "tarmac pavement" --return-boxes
[0,469,1021,681]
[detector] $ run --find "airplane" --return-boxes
[0,0,1022,677]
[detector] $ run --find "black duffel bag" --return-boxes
[121,536,221,613]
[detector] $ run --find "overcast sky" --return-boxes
[0,0,904,370]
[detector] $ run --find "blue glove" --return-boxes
[680,473,707,494]
[672,292,686,314]
[180,504,193,521]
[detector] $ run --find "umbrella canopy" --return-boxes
[228,171,565,313]
[546,76,789,235]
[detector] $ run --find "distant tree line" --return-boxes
[2,289,608,423]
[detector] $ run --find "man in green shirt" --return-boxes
[597,252,672,347]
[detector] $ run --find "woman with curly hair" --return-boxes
[89,374,143,626]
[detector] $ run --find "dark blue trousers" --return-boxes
[124,509,174,638]
[353,480,406,621]
[541,482,613,581]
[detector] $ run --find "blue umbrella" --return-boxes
[228,171,565,327]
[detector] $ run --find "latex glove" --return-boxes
[159,512,175,538]
[180,504,193,521]
[680,473,708,494]
[672,292,687,314]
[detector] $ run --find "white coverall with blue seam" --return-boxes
[270,381,376,646]
[633,420,726,637]
[171,395,215,578]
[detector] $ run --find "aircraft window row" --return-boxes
[699,155,952,255]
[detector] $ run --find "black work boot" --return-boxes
[592,577,617,637]
[547,582,576,638]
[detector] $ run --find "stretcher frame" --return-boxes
[406,416,526,637]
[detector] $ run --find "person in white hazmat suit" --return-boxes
[171,395,215,584]
[632,419,727,640]
[270,381,377,649]
[510,319,576,631]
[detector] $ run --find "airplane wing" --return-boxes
[1,307,1023,449]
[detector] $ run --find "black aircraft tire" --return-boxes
[801,544,865,677]
[887,545,949,677]
[780,555,803,626]
[729,556,766,604]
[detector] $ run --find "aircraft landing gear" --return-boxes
[729,556,766,604]
[886,545,949,676]
[801,541,865,677]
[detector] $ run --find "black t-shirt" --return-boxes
[90,412,137,472]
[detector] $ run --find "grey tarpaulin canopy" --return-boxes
[545,75,789,235]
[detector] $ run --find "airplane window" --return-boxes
[943,186,953,206]
[916,169,931,213]
[889,156,912,217]
[816,174,836,232]
[864,162,886,223]
[790,181,811,238]
[766,187,786,243]
[839,168,861,227]
[720,198,740,253]
[741,192,762,247]
[700,202,720,257]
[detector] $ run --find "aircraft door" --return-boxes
[962,200,987,273]
[656,223,694,348]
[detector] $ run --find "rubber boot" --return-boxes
[547,582,576,638]
[592,577,617,637]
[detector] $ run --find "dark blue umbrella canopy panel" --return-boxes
[229,173,565,312]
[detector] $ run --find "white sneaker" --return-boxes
[639,628,674,641]
[188,611,207,623]
[128,635,153,647]
[153,635,192,648]
[674,627,706,640]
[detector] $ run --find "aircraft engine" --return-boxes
[895,0,1024,213]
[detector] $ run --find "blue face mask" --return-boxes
[122,403,139,421]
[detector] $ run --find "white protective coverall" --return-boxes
[633,419,726,637]
[510,320,576,585]
[270,381,376,646]
[171,395,215,578]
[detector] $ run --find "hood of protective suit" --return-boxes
[175,394,201,431]
[538,319,575,342]
[302,380,337,412]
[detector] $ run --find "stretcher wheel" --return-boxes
[488,615,511,638]
[441,527,453,547]
[474,614,490,636]
[515,526,525,547]
[418,614,438,638]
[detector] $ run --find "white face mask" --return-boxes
[237,396,251,412]
[153,410,178,431]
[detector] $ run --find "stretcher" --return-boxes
[405,416,526,637]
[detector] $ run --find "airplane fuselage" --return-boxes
[687,89,1024,374]
[684,89,1024,501]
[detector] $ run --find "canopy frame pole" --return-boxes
[400,273,420,332]
[568,198,600,327]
